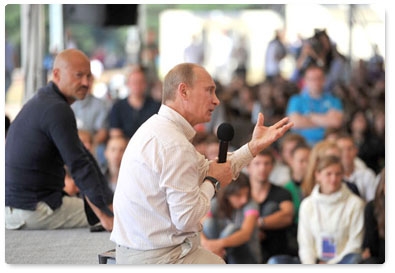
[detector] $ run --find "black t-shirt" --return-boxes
[258,183,293,263]
[109,96,160,139]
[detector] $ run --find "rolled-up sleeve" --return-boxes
[228,143,254,179]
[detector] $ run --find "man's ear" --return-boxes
[52,68,60,83]
[178,82,189,100]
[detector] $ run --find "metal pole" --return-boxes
[348,4,353,65]
[49,4,64,52]
[21,4,45,102]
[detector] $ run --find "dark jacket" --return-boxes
[5,81,113,216]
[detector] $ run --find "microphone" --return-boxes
[216,123,234,163]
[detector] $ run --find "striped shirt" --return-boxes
[110,105,253,250]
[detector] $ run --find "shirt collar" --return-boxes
[158,105,196,142]
[49,81,68,103]
[312,183,348,204]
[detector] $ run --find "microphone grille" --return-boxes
[217,123,234,142]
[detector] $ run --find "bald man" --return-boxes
[5,49,114,231]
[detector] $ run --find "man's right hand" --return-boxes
[248,113,293,157]
[207,160,233,188]
[86,197,114,232]
[99,213,114,232]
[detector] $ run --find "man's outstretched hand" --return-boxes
[248,113,294,157]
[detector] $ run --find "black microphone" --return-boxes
[216,123,234,163]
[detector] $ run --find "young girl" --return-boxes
[200,172,261,263]
[298,155,365,264]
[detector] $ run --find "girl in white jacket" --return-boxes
[297,155,365,264]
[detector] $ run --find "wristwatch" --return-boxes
[204,176,220,192]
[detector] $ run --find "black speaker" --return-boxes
[105,4,138,26]
[63,4,138,26]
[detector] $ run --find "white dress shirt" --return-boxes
[344,167,378,202]
[110,105,253,250]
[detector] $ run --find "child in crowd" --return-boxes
[269,155,364,264]
[200,172,261,264]
[298,155,364,264]
[102,136,128,192]
[301,139,360,198]
[283,143,311,254]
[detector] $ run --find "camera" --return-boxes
[300,30,327,73]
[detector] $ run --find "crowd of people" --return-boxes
[4,26,385,264]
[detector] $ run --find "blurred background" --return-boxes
[4,3,385,121]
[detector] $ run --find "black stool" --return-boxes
[98,249,116,264]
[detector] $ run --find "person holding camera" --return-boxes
[290,29,348,93]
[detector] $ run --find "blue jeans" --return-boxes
[267,253,362,264]
[337,253,362,264]
[267,255,300,264]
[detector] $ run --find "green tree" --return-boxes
[5,4,21,66]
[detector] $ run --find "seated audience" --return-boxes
[298,155,364,264]
[71,77,109,166]
[200,173,261,263]
[337,134,378,202]
[286,65,344,146]
[247,148,294,263]
[360,168,385,264]
[109,65,160,139]
[269,133,307,186]
[192,131,210,156]
[324,127,367,171]
[269,155,364,264]
[204,133,221,161]
[283,143,311,254]
[347,109,382,174]
[101,136,128,193]
[301,139,360,198]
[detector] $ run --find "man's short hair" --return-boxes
[257,147,276,164]
[162,63,196,103]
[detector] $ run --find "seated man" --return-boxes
[109,65,160,139]
[5,49,113,231]
[247,148,295,263]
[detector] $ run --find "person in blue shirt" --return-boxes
[5,49,114,231]
[286,64,344,146]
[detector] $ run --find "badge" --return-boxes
[321,234,336,261]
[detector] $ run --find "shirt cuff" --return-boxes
[201,179,216,199]
[228,143,254,178]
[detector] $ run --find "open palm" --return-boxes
[249,113,294,156]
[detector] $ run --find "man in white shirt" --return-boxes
[110,63,293,264]
[337,134,378,202]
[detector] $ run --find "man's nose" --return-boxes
[82,75,90,86]
[213,93,220,105]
